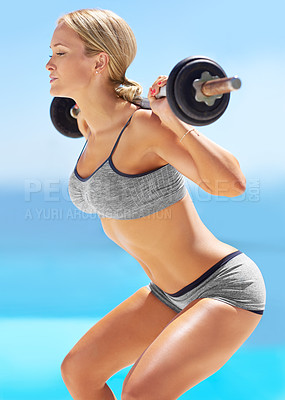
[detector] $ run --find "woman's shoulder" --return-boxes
[132,107,161,127]
[131,107,181,154]
[131,107,167,144]
[128,107,169,168]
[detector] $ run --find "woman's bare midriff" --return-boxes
[75,107,239,293]
[101,191,238,294]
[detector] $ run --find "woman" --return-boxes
[46,8,266,400]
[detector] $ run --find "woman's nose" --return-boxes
[46,58,55,71]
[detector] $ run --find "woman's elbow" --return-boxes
[228,177,247,197]
[211,177,246,197]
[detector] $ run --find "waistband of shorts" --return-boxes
[165,250,243,297]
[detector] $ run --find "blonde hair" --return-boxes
[57,9,143,102]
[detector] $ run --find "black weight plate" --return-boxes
[167,56,230,126]
[50,97,82,138]
[167,56,213,126]
[175,59,230,125]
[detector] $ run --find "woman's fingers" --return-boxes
[149,75,168,97]
[147,75,176,123]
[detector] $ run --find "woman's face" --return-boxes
[46,22,96,98]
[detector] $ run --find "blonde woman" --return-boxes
[46,9,266,400]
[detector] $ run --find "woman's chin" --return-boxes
[50,88,70,98]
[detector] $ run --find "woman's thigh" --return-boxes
[122,298,262,400]
[61,286,178,385]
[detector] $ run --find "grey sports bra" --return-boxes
[68,112,187,220]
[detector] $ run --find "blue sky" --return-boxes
[1,0,284,187]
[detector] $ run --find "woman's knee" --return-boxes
[122,382,159,400]
[122,370,160,400]
[61,352,83,386]
[61,352,75,383]
[121,384,139,400]
[60,350,107,389]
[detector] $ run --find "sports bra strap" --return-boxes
[76,109,138,165]
[109,110,137,157]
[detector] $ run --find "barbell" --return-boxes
[50,56,241,138]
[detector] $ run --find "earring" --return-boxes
[95,71,99,74]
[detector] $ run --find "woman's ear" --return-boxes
[94,52,109,74]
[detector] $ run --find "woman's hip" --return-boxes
[146,250,266,315]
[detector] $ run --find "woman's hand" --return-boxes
[147,76,178,128]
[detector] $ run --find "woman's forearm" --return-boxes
[164,116,246,197]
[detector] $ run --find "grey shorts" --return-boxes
[146,250,266,315]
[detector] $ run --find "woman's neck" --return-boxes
[73,82,135,136]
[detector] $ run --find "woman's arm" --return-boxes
[145,77,246,198]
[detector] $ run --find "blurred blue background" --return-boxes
[0,0,284,399]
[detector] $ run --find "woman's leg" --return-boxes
[122,298,262,400]
[60,286,178,400]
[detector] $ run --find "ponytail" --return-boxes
[115,77,143,102]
